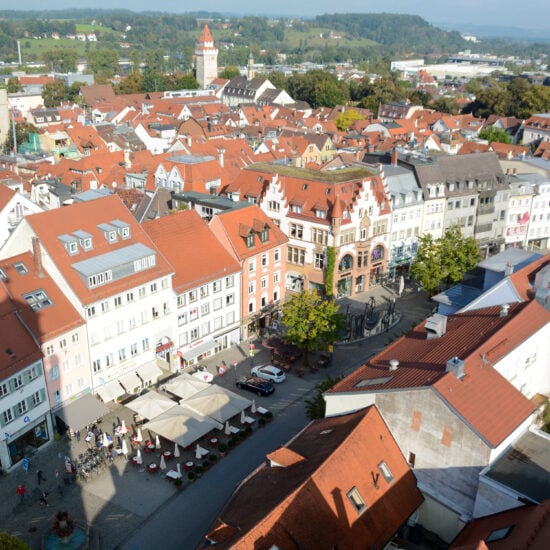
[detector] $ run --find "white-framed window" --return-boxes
[261,253,268,267]
[77,377,85,388]
[190,328,199,340]
[315,253,324,269]
[130,343,138,356]
[213,281,221,293]
[118,348,127,361]
[59,338,67,350]
[142,337,150,351]
[127,292,134,302]
[0,382,8,398]
[273,271,280,284]
[150,282,157,293]
[225,275,235,288]
[226,294,235,306]
[71,333,79,344]
[32,391,42,406]
[62,359,70,373]
[139,287,146,298]
[214,316,223,330]
[189,308,199,321]
[201,303,210,316]
[50,365,59,380]
[17,400,27,415]
[226,311,235,324]
[261,276,268,289]
[87,306,96,318]
[177,295,186,307]
[13,375,23,389]
[46,345,55,356]
[114,296,122,307]
[248,281,255,294]
[3,409,14,424]
[248,258,256,273]
[289,223,303,239]
[213,297,222,310]
[178,313,187,326]
[92,359,101,373]
[53,390,61,405]
[201,321,210,335]
[347,487,366,514]
[189,290,198,303]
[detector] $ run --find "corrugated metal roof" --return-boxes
[72,242,154,277]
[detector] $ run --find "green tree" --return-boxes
[478,126,511,144]
[128,49,141,73]
[114,71,144,94]
[431,96,460,115]
[410,226,480,292]
[334,109,365,131]
[7,77,22,93]
[305,375,342,420]
[87,48,120,81]
[219,66,240,80]
[281,290,346,365]
[0,533,31,550]
[2,120,39,154]
[518,85,550,119]
[42,79,67,107]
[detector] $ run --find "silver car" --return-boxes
[251,364,287,383]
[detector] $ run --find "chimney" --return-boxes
[425,313,447,339]
[217,147,225,168]
[32,236,44,278]
[389,359,399,371]
[505,262,514,276]
[187,135,192,147]
[124,149,131,169]
[446,356,465,379]
[391,148,398,166]
[500,304,510,317]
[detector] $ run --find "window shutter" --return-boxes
[40,389,46,403]
[26,396,34,410]
[8,379,16,392]
[13,405,20,419]
[23,371,31,384]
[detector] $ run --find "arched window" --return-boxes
[338,254,354,272]
[371,245,384,262]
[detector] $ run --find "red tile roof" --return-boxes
[329,302,547,447]
[509,253,550,301]
[0,251,84,342]
[23,195,174,304]
[451,500,550,549]
[142,210,240,293]
[203,407,423,549]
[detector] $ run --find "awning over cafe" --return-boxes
[119,371,141,393]
[179,338,216,361]
[55,393,110,431]
[95,379,125,403]
[137,360,164,385]
[125,390,178,421]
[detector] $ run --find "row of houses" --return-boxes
[0,193,287,471]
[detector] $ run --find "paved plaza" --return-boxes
[0,285,434,549]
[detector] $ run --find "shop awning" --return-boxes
[137,361,164,385]
[179,339,216,361]
[96,380,124,403]
[55,393,110,432]
[119,371,141,393]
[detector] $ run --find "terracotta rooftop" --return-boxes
[203,407,423,549]
[328,302,548,447]
[142,210,240,293]
[451,500,550,549]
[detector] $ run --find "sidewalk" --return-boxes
[0,286,435,549]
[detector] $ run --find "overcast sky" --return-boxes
[12,1,550,31]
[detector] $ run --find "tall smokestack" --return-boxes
[391,148,398,166]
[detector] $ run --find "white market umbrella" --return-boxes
[195,444,202,460]
[174,442,180,458]
[176,462,181,475]
[398,275,405,297]
[121,419,127,432]
[251,400,257,414]
[121,439,128,456]
[103,432,110,448]
[159,454,167,471]
[240,410,246,424]
[136,428,143,443]
[155,435,161,449]
[224,421,231,436]
[136,449,143,465]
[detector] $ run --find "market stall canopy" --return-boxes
[55,393,110,432]
[125,390,178,421]
[95,379,125,403]
[119,371,141,393]
[163,373,211,400]
[137,360,165,386]
[143,405,222,448]
[182,385,252,424]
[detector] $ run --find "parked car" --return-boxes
[236,376,275,396]
[251,364,287,383]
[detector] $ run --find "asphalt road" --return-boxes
[120,399,309,550]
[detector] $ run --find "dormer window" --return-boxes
[259,229,268,242]
[110,219,131,240]
[14,262,29,274]
[98,223,118,243]
[291,204,302,214]
[68,242,78,254]
[246,234,254,248]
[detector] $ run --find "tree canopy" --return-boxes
[305,375,342,420]
[0,532,31,550]
[478,126,511,144]
[281,290,346,364]
[410,226,480,292]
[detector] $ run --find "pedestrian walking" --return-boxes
[37,469,46,485]
[16,484,26,504]
[76,430,81,442]
[39,490,49,507]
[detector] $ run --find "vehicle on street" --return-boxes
[236,376,275,396]
[251,364,287,383]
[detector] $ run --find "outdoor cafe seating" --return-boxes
[147,463,158,473]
